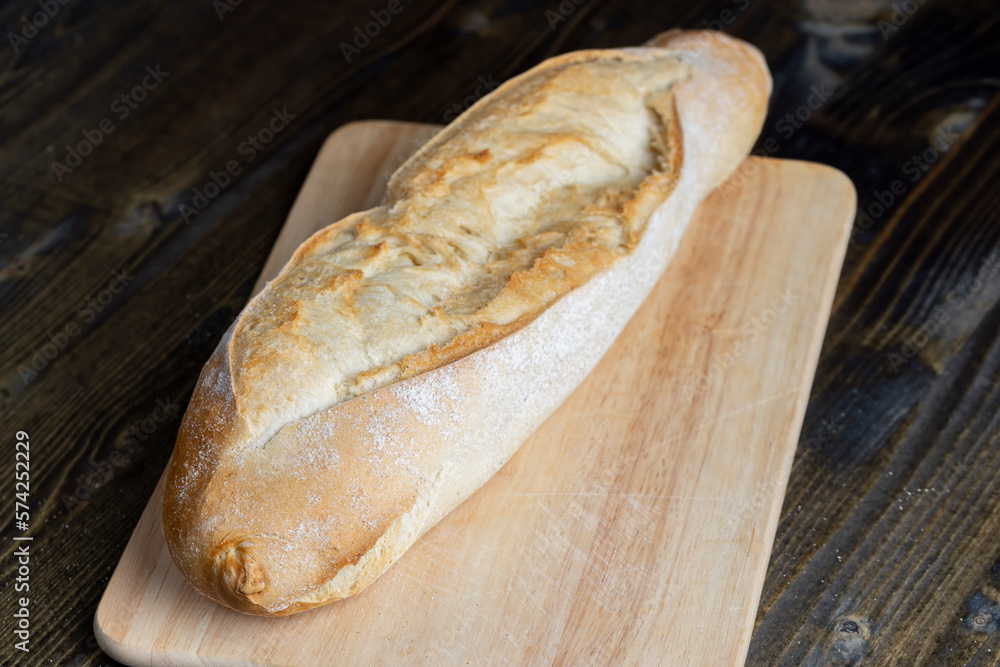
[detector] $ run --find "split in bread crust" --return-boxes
[231,55,685,449]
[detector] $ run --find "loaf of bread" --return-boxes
[162,29,771,616]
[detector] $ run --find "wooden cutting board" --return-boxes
[95,121,855,666]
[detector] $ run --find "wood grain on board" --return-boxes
[94,121,855,666]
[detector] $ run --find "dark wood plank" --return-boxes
[751,94,1000,666]
[0,0,998,664]
[741,2,1000,664]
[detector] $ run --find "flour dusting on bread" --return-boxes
[162,30,771,616]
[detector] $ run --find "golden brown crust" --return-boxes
[162,29,771,616]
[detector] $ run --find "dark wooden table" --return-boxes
[1,0,999,664]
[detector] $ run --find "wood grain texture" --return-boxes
[1,0,999,664]
[93,123,855,666]
[748,85,1000,667]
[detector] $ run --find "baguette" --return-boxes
[162,29,771,616]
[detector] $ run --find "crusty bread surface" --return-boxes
[162,29,772,616]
